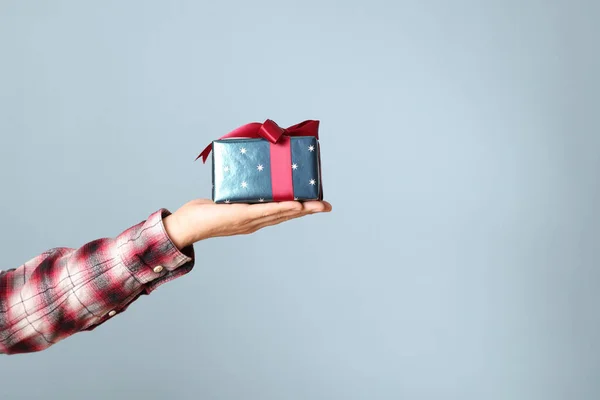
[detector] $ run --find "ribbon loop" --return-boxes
[195,119,319,163]
[258,119,285,143]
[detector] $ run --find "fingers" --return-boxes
[245,200,332,218]
[300,201,332,213]
[253,208,307,226]
[245,201,303,219]
[249,201,332,228]
[251,212,304,232]
[251,205,324,231]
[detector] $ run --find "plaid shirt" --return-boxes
[0,208,195,355]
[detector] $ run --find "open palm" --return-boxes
[163,199,332,249]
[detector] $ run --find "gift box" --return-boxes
[196,119,324,203]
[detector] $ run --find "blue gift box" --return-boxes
[211,136,323,203]
[196,119,324,204]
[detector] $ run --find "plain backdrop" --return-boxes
[1,0,599,399]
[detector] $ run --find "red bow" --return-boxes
[195,119,320,163]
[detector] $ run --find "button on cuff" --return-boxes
[116,209,193,285]
[153,265,164,274]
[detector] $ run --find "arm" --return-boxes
[0,208,193,355]
[0,199,331,355]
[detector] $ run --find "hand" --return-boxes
[163,199,332,249]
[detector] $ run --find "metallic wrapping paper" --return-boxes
[212,136,322,203]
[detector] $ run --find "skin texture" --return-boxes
[163,199,332,249]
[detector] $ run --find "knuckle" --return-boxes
[289,203,303,212]
[230,220,244,229]
[239,215,253,225]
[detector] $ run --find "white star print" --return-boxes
[258,198,265,202]
[240,147,247,154]
[257,164,264,171]
[241,181,248,188]
[224,200,230,204]
[292,163,298,170]
[308,145,315,152]
[309,179,316,185]
[223,166,229,172]
[294,197,299,200]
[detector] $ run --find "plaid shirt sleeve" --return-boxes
[0,208,195,355]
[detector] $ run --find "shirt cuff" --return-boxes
[116,208,195,290]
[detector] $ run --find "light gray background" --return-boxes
[1,0,599,399]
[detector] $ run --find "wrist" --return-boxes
[163,214,193,250]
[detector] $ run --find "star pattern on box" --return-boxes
[215,138,319,203]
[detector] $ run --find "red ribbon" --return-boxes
[196,119,320,201]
